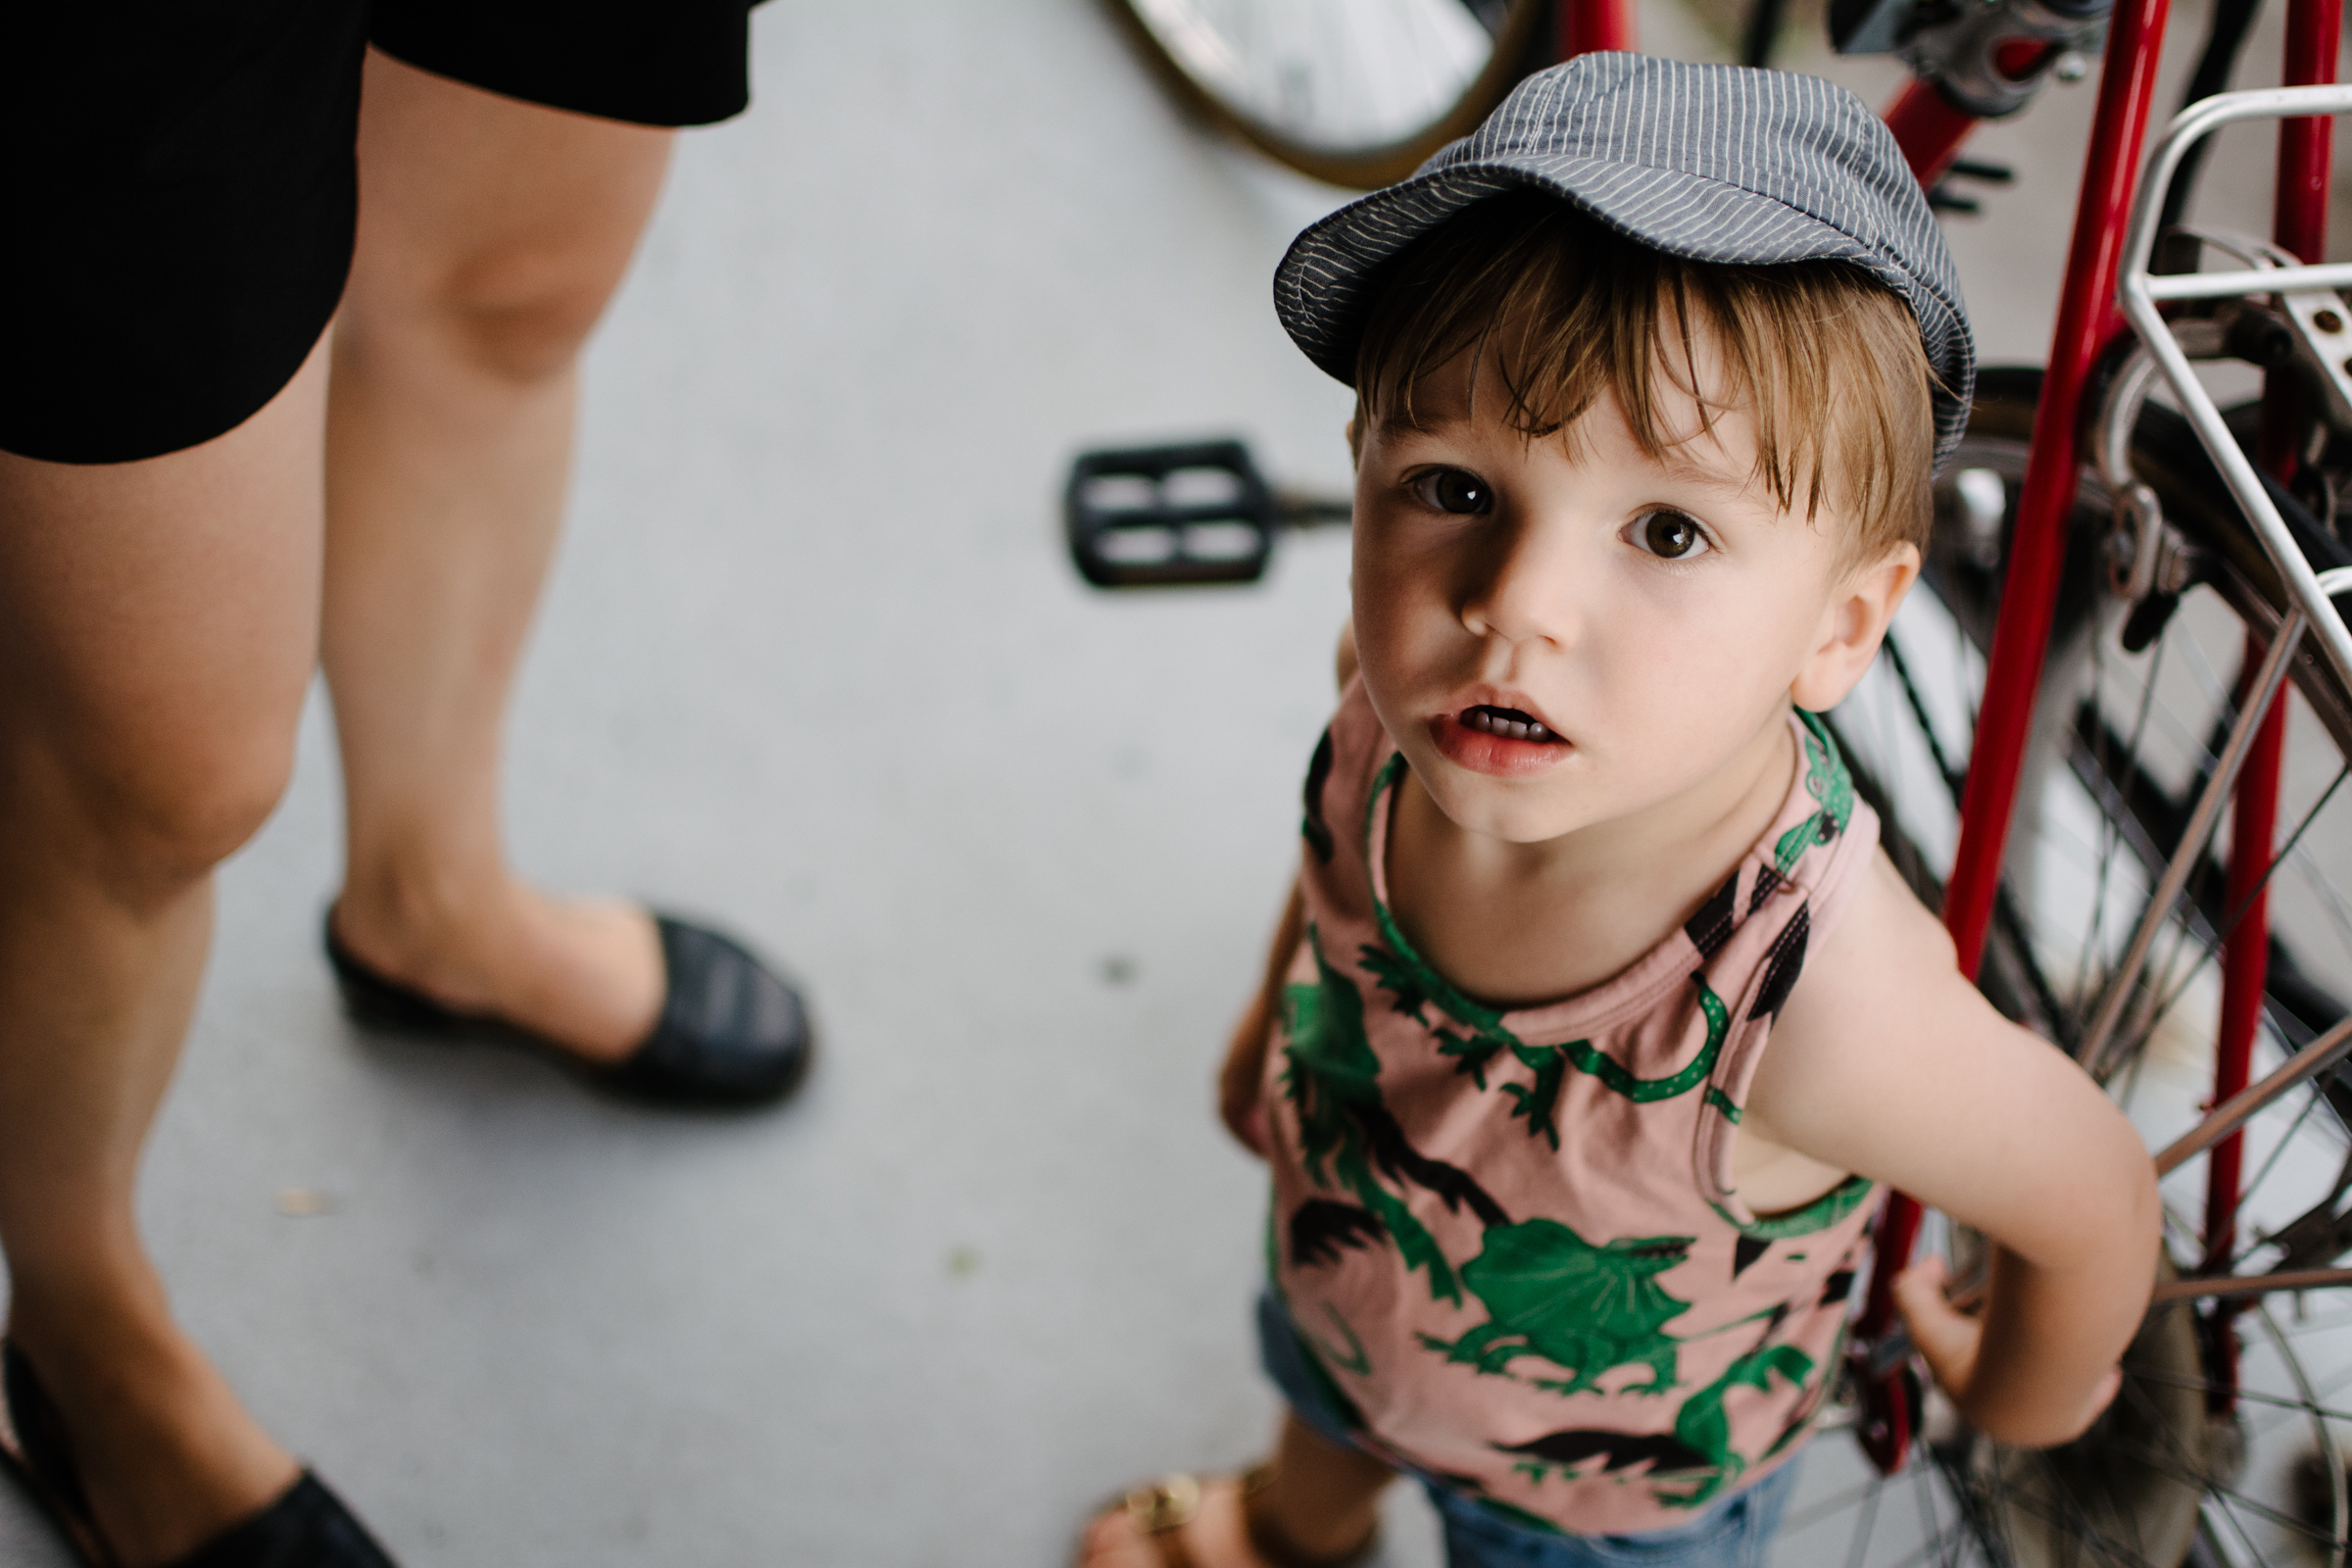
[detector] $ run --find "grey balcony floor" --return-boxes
[3,2,2343,1565]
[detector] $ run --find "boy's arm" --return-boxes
[1221,622,1357,1157]
[1751,855,2162,1447]
[1220,877,1304,1156]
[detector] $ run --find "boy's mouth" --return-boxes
[1458,705,1565,744]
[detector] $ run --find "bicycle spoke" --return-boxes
[1843,1474,1886,1568]
[2232,1078,2328,1210]
[2076,630,2169,1039]
[1786,1476,1900,1538]
[2271,1301,2352,1336]
[2257,1300,2349,1567]
[2156,1014,2352,1175]
[1885,632,1966,802]
[1905,1451,1975,1568]
[2118,1359,2352,1425]
[2207,1493,2271,1568]
[2009,1445,2180,1568]
[2137,761,2352,1032]
[2096,1436,2335,1544]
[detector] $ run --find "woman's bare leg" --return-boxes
[1077,1413,1394,1567]
[322,51,674,1061]
[0,348,327,1567]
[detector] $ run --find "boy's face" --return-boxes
[1351,334,1902,848]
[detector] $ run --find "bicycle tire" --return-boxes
[1785,366,2352,1568]
[1104,0,1549,189]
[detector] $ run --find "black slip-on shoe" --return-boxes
[323,909,814,1107]
[0,1342,398,1568]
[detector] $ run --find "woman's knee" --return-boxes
[346,239,634,389]
[440,270,616,385]
[344,133,668,389]
[0,365,324,899]
[346,50,668,388]
[18,695,304,894]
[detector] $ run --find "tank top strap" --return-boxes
[1298,676,1391,908]
[1692,710,1883,1230]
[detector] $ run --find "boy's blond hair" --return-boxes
[1351,192,1937,564]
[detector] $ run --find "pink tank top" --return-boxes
[1264,678,1884,1535]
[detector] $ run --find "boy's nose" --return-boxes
[1459,519,1582,648]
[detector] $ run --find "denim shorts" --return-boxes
[1255,1292,1799,1568]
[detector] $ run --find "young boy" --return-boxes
[1079,53,2160,1568]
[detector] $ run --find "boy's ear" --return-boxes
[1345,415,1362,466]
[1789,542,1921,712]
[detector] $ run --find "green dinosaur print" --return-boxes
[1282,928,1512,1306]
[1557,975,1730,1107]
[1357,941,1514,1089]
[1501,977,1733,1149]
[1772,712,1857,876]
[1359,912,1732,1142]
[1302,1301,1373,1376]
[1354,759,1736,1121]
[1488,1318,1816,1508]
[1705,1174,1878,1242]
[1419,1219,1694,1397]
[1653,1342,1815,1508]
[1501,1044,1570,1148]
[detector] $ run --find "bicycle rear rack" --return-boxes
[2117,84,2352,691]
[2082,83,2352,1072]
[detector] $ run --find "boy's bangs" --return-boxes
[1353,192,1936,562]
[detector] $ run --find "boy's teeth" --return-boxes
[1464,707,1552,741]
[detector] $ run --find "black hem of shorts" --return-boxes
[369,2,756,128]
[1,0,758,466]
[0,0,367,466]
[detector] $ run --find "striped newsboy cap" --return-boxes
[1273,53,1975,471]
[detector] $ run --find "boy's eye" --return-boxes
[1411,468,1492,515]
[1630,510,1711,561]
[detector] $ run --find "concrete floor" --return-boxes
[4,3,2349,1566]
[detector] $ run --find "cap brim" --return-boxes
[1274,160,1973,469]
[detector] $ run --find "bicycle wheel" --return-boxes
[1105,0,1548,188]
[1777,365,2352,1567]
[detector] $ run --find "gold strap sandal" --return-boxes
[1101,1464,1378,1568]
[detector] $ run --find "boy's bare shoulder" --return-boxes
[1752,847,2151,1250]
[1787,848,1961,1033]
[1748,848,2025,1169]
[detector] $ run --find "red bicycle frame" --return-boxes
[1541,0,2337,1470]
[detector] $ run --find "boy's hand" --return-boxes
[1894,1254,2123,1439]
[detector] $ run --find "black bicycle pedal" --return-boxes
[1946,158,2016,184]
[1065,439,1277,588]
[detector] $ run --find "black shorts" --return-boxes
[1,0,759,466]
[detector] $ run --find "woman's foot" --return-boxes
[1076,1466,1379,1568]
[328,879,662,1064]
[5,1294,299,1568]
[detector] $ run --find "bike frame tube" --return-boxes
[1942,0,2174,982]
[1557,0,1636,58]
[2276,0,2341,264]
[1853,0,2176,1467]
[2202,0,2337,1408]
[1884,77,1983,183]
[2207,696,2288,1260]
